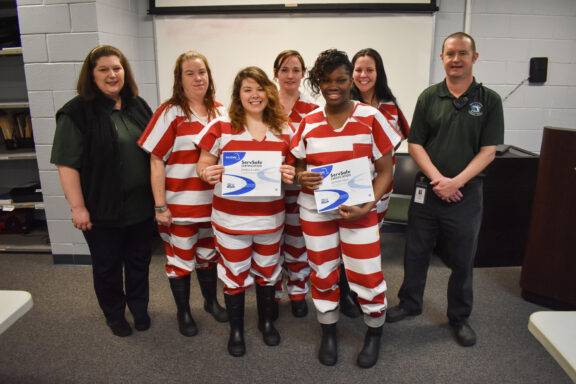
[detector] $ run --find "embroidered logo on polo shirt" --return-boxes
[468,102,483,116]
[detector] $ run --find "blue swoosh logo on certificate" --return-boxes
[348,173,372,189]
[257,167,281,183]
[223,152,246,166]
[317,189,349,212]
[222,174,256,195]
[310,165,333,178]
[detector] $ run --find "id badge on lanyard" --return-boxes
[414,178,428,205]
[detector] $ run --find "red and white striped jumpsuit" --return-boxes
[138,103,225,277]
[277,93,319,301]
[195,115,293,294]
[290,102,401,327]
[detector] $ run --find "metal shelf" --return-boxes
[1,202,44,210]
[0,43,50,254]
[0,47,22,56]
[0,147,36,161]
[0,101,29,109]
[0,227,51,253]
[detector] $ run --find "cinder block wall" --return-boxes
[17,0,157,261]
[432,0,576,152]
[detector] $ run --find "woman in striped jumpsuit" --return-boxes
[291,49,400,368]
[138,51,228,337]
[351,48,410,227]
[195,66,295,357]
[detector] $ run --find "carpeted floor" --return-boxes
[0,230,571,384]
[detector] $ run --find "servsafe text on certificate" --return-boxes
[311,157,375,213]
[222,151,282,197]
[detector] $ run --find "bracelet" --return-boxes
[154,205,168,213]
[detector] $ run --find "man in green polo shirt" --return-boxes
[386,32,504,347]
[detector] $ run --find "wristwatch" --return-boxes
[154,205,168,213]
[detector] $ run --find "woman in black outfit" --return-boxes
[51,45,155,337]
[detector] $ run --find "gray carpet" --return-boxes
[0,231,571,384]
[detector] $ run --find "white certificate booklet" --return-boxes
[222,151,282,197]
[311,157,374,213]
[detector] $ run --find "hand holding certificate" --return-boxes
[310,157,375,213]
[222,151,283,196]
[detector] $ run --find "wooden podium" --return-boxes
[520,127,576,309]
[475,145,539,267]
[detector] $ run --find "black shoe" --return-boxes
[133,313,151,331]
[107,317,132,337]
[291,299,308,318]
[357,326,383,369]
[318,323,338,366]
[386,305,420,323]
[451,322,476,347]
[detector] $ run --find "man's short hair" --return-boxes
[442,32,476,53]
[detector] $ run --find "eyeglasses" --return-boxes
[452,96,469,110]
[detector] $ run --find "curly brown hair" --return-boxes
[164,50,219,121]
[307,48,353,97]
[229,66,288,135]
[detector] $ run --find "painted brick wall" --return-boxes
[17,0,156,257]
[432,0,576,153]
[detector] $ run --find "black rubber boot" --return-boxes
[339,270,362,318]
[168,275,198,337]
[258,283,279,321]
[256,285,281,346]
[357,325,383,368]
[196,268,229,323]
[272,300,279,321]
[318,323,338,366]
[224,292,246,357]
[291,299,308,318]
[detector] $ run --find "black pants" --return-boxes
[398,176,483,325]
[83,217,154,322]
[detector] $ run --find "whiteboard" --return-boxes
[153,12,435,124]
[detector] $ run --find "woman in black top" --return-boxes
[51,45,154,337]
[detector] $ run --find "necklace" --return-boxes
[280,91,299,115]
[190,107,208,124]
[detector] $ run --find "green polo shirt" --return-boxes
[51,110,154,227]
[408,79,504,178]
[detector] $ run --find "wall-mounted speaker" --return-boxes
[529,57,548,83]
